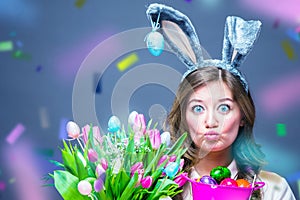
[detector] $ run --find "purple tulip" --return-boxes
[88,149,98,162]
[96,164,106,178]
[157,155,169,167]
[148,129,161,150]
[141,176,153,189]
[174,173,188,187]
[100,158,108,170]
[94,178,104,192]
[130,162,144,177]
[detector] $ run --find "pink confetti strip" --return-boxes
[0,181,6,191]
[6,123,25,144]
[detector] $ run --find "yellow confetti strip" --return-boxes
[75,0,86,8]
[117,53,139,72]
[281,40,296,60]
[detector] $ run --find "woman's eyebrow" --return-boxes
[218,97,234,102]
[187,98,204,104]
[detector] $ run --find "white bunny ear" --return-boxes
[146,3,203,70]
[222,16,262,68]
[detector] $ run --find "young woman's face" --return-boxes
[185,81,243,153]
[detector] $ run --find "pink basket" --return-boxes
[183,175,265,200]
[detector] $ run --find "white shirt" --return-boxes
[182,160,296,200]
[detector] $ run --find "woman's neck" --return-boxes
[194,147,233,177]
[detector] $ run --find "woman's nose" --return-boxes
[204,111,218,128]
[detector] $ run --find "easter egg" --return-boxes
[199,175,218,185]
[146,31,164,56]
[77,180,92,195]
[220,178,238,187]
[108,116,121,132]
[236,179,251,188]
[66,121,80,139]
[210,166,231,183]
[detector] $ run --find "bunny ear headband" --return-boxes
[145,3,262,92]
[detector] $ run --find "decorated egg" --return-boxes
[146,31,164,56]
[108,116,121,132]
[199,175,218,185]
[210,166,231,183]
[236,179,251,188]
[220,178,238,187]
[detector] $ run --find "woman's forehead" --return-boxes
[189,81,234,101]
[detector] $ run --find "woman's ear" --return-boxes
[240,119,245,127]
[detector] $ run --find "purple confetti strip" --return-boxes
[6,123,25,145]
[0,181,5,191]
[259,73,300,114]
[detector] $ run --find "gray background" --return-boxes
[0,0,300,199]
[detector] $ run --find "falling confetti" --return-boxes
[75,0,86,8]
[36,65,42,72]
[272,18,280,28]
[8,178,16,184]
[0,41,13,51]
[34,148,54,157]
[11,50,31,60]
[117,53,139,72]
[276,123,287,137]
[39,107,50,129]
[0,181,5,191]
[6,123,25,144]
[281,40,296,60]
[286,28,300,43]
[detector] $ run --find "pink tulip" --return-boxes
[157,155,169,167]
[100,158,108,170]
[148,129,161,150]
[87,149,98,162]
[92,126,102,145]
[174,173,188,187]
[130,162,144,177]
[141,176,153,189]
[82,124,90,144]
[179,159,184,170]
[82,125,102,145]
[169,155,177,162]
[133,114,146,134]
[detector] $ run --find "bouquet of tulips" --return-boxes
[50,111,188,200]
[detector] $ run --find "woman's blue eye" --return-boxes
[219,104,230,113]
[192,105,204,113]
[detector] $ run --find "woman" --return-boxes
[168,66,295,199]
[146,3,296,200]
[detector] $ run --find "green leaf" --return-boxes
[61,145,77,176]
[75,149,89,180]
[119,172,138,200]
[53,170,89,200]
[166,132,187,156]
